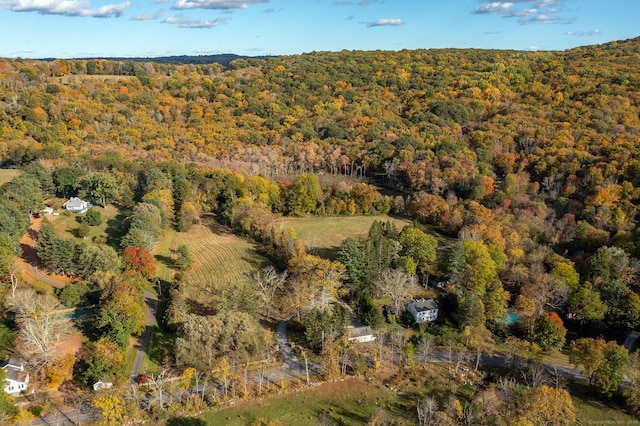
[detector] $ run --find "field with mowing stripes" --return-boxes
[174,214,269,306]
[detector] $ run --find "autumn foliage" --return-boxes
[122,247,156,278]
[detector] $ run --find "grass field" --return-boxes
[174,215,269,306]
[48,203,121,242]
[197,377,412,426]
[0,169,21,186]
[191,370,635,426]
[280,215,415,259]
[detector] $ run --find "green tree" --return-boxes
[0,232,20,298]
[570,338,629,396]
[286,174,321,216]
[532,312,566,351]
[448,239,497,296]
[568,283,607,329]
[174,244,194,272]
[0,368,19,422]
[356,294,384,328]
[55,281,91,307]
[80,172,120,208]
[398,226,437,273]
[97,280,145,347]
[79,244,121,281]
[85,208,103,226]
[2,174,44,217]
[53,167,83,198]
[81,338,125,384]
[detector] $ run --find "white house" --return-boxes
[407,299,438,324]
[347,326,376,343]
[63,197,91,213]
[2,358,29,396]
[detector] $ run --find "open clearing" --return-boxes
[197,377,411,425]
[174,214,268,305]
[0,169,21,186]
[194,371,635,426]
[279,215,411,258]
[47,203,121,242]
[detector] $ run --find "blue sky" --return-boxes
[0,0,638,58]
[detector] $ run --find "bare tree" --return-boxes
[522,363,549,388]
[148,369,172,409]
[251,266,287,319]
[8,288,72,366]
[417,334,435,364]
[416,396,438,426]
[375,269,417,316]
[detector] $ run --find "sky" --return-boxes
[0,0,639,59]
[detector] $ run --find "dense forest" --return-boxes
[1,36,640,424]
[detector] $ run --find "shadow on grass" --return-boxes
[166,418,207,426]
[105,212,128,250]
[147,328,176,369]
[155,254,174,269]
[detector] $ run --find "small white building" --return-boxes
[2,358,29,396]
[40,207,54,215]
[93,380,113,391]
[407,299,438,324]
[347,326,376,343]
[63,197,91,213]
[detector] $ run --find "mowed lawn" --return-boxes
[174,215,269,305]
[280,215,412,258]
[197,377,416,426]
[48,203,121,241]
[0,169,21,186]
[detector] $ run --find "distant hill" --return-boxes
[41,54,276,67]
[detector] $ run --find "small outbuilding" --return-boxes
[407,298,438,324]
[347,326,376,343]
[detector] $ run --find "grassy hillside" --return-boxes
[174,215,269,306]
[0,169,21,186]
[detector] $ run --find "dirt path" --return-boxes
[17,217,72,289]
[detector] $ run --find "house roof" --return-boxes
[64,197,87,208]
[2,358,27,383]
[349,326,374,338]
[409,299,438,312]
[1,358,23,370]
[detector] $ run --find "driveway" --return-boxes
[130,291,158,382]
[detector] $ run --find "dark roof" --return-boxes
[2,358,27,383]
[410,299,438,312]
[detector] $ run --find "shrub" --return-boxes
[85,209,103,226]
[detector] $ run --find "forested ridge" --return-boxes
[1,37,640,423]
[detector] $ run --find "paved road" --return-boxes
[130,291,158,382]
[625,331,639,351]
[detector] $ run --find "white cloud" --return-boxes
[172,0,266,10]
[8,0,130,17]
[474,2,514,14]
[366,18,404,27]
[473,0,572,25]
[566,28,603,37]
[131,8,165,20]
[163,14,226,27]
